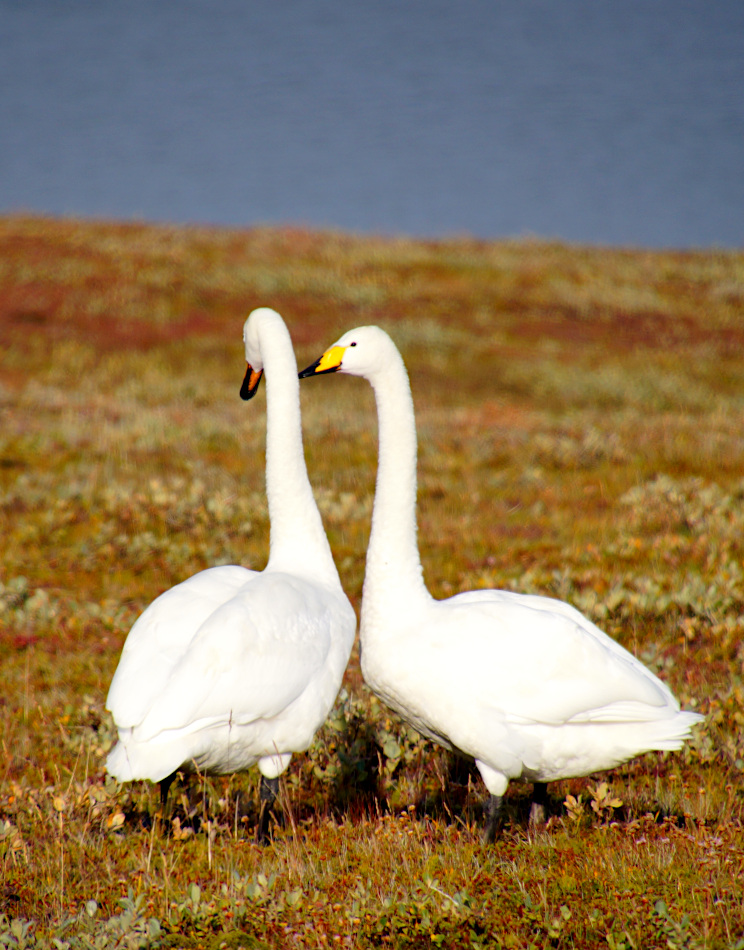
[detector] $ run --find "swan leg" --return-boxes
[482,794,503,844]
[256,775,279,844]
[158,771,177,819]
[529,782,548,826]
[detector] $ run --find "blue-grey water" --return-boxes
[1,0,742,248]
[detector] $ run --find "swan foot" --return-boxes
[256,775,279,845]
[529,782,548,827]
[482,794,503,844]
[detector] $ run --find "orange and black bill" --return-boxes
[240,364,264,400]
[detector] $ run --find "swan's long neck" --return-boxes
[362,348,431,623]
[259,325,338,583]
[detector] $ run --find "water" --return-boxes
[1,0,742,248]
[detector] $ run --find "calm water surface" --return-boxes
[1,0,742,248]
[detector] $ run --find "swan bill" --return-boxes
[240,364,264,400]
[298,346,346,378]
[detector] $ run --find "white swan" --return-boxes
[106,308,356,841]
[299,325,702,840]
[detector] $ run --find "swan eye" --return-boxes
[350,342,357,347]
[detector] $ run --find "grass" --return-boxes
[1,213,743,947]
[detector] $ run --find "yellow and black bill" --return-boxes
[298,345,346,379]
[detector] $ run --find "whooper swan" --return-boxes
[106,308,356,842]
[299,325,702,841]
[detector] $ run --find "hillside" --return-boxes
[1,214,743,947]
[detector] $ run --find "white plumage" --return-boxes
[300,325,702,838]
[106,309,356,838]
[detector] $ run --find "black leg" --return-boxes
[256,775,279,845]
[482,794,503,844]
[159,771,177,818]
[529,781,548,826]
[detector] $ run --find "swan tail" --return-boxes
[566,701,703,737]
[105,736,186,785]
[105,741,137,782]
[642,710,704,751]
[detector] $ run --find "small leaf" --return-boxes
[382,736,401,760]
[286,889,302,907]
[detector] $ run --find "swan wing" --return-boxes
[451,587,652,670]
[367,596,685,779]
[133,572,339,742]
[425,594,676,726]
[106,565,256,727]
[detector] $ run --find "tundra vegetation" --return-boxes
[0,215,743,948]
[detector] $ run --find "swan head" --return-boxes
[240,308,279,400]
[298,325,393,381]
